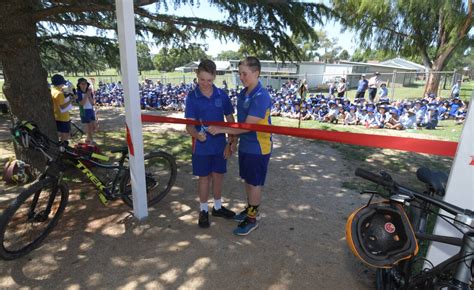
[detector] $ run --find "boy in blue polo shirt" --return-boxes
[208,56,272,236]
[185,60,236,228]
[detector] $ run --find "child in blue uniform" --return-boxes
[208,56,272,236]
[185,60,236,228]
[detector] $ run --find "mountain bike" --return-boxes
[347,168,473,289]
[0,121,177,260]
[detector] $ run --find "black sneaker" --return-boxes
[211,206,236,219]
[198,210,210,228]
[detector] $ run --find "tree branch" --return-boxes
[458,0,472,39]
[41,16,116,31]
[134,7,260,38]
[33,2,115,21]
[369,19,410,39]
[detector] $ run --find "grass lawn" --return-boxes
[271,116,463,142]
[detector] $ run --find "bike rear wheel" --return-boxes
[120,151,177,208]
[0,178,69,260]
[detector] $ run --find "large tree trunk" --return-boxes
[424,47,453,97]
[0,1,57,169]
[425,70,442,96]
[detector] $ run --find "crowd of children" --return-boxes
[268,81,468,130]
[90,79,468,130]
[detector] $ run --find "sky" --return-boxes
[146,1,357,57]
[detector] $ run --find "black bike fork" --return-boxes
[29,177,61,222]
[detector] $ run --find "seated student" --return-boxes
[455,108,466,125]
[385,109,403,130]
[414,101,425,126]
[344,106,358,125]
[448,97,463,119]
[301,104,313,121]
[424,105,439,129]
[400,109,417,130]
[322,101,338,123]
[270,102,282,116]
[356,106,367,125]
[438,101,449,120]
[289,102,302,119]
[342,98,351,111]
[375,106,388,128]
[364,107,379,128]
[281,103,292,118]
[312,104,323,121]
[336,104,346,124]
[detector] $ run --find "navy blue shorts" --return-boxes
[80,109,96,123]
[192,153,227,176]
[239,152,271,186]
[56,121,71,133]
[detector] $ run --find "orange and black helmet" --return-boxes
[346,201,418,268]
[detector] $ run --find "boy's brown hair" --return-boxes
[197,59,217,75]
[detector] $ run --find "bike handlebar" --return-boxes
[355,168,472,217]
[355,168,395,188]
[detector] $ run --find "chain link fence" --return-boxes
[0,70,471,102]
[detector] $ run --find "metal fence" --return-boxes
[0,70,470,102]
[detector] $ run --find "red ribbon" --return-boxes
[141,114,458,157]
[126,123,135,156]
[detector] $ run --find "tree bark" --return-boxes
[0,1,57,169]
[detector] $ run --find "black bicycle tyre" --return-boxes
[0,178,69,260]
[120,151,177,208]
[376,268,394,290]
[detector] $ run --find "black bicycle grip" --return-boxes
[355,168,394,188]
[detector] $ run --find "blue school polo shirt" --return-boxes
[185,85,233,155]
[237,82,272,155]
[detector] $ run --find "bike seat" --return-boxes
[110,147,128,154]
[416,167,448,196]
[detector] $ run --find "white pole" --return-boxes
[116,0,148,220]
[425,93,474,266]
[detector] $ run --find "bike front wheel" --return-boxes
[376,267,406,290]
[120,151,177,208]
[0,178,69,260]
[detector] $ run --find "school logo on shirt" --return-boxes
[243,96,251,109]
[214,98,222,108]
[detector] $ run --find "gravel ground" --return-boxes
[0,109,376,289]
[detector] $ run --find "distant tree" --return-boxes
[152,46,208,72]
[350,48,397,62]
[332,0,472,94]
[338,49,350,61]
[216,50,242,61]
[317,31,342,63]
[237,44,274,60]
[136,42,155,74]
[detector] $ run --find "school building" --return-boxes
[228,58,420,90]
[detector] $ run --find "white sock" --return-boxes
[214,199,222,210]
[200,203,208,212]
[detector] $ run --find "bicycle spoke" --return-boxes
[2,183,64,254]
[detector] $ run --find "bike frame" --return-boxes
[355,168,473,288]
[42,147,129,205]
[393,186,473,288]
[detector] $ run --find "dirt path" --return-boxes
[0,109,375,289]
